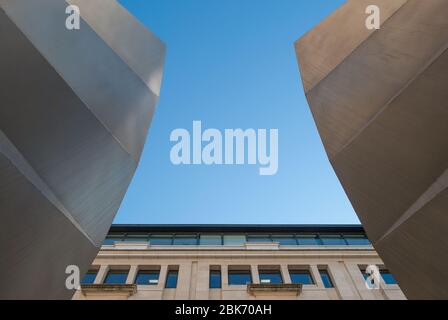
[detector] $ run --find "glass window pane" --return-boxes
[123,234,149,242]
[319,269,334,288]
[223,235,246,246]
[103,235,124,245]
[173,235,197,245]
[271,235,297,245]
[320,235,346,246]
[289,270,314,285]
[246,235,272,243]
[135,271,159,285]
[104,270,128,284]
[81,271,97,284]
[200,235,222,246]
[259,271,283,284]
[344,235,371,246]
[380,270,398,285]
[209,270,222,288]
[296,235,320,245]
[228,270,252,285]
[165,270,178,288]
[149,235,173,245]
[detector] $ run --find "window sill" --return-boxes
[247,284,302,297]
[81,284,137,297]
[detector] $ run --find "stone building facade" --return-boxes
[73,225,406,300]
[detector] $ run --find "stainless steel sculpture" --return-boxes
[296,0,448,299]
[0,0,165,299]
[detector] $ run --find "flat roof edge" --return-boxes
[109,224,365,233]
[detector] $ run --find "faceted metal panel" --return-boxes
[0,0,165,299]
[375,188,448,299]
[296,0,448,299]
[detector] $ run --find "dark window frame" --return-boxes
[103,269,129,285]
[149,234,174,245]
[289,268,315,285]
[172,234,199,246]
[258,269,283,284]
[228,269,252,285]
[380,269,398,285]
[200,234,223,246]
[209,269,222,289]
[318,234,347,246]
[165,269,179,288]
[318,268,334,288]
[81,270,98,285]
[295,234,321,246]
[134,270,160,285]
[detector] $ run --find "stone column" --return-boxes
[328,261,361,300]
[345,262,383,300]
[280,264,292,284]
[195,262,210,300]
[126,265,138,284]
[158,265,168,290]
[175,262,192,300]
[221,265,229,288]
[251,264,260,284]
[94,265,109,284]
[310,265,325,288]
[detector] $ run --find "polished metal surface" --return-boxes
[296,0,448,299]
[0,0,165,299]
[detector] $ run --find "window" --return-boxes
[296,235,320,245]
[344,235,371,246]
[246,235,272,243]
[123,234,149,243]
[103,235,124,245]
[361,271,369,281]
[200,235,222,246]
[223,235,246,246]
[271,235,297,245]
[81,270,97,284]
[380,270,398,285]
[259,269,283,284]
[173,235,198,246]
[104,269,128,284]
[149,235,173,245]
[165,270,179,288]
[319,268,334,288]
[360,267,397,286]
[135,270,159,285]
[319,235,346,246]
[289,269,314,285]
[228,269,252,285]
[360,267,375,288]
[209,268,222,289]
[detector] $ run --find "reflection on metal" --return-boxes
[295,0,448,299]
[0,0,165,299]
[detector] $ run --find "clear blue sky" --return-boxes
[114,0,359,225]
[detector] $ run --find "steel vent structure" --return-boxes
[0,0,165,299]
[295,0,448,299]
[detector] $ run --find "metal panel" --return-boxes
[295,0,448,299]
[0,0,165,299]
